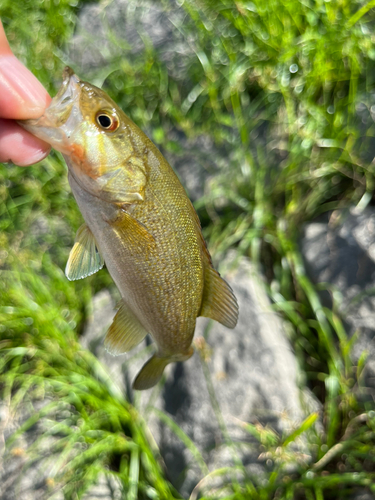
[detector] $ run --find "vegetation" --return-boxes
[1,0,375,498]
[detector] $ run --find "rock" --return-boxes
[81,256,307,496]
[67,0,194,81]
[159,130,221,201]
[82,475,123,500]
[149,257,305,495]
[65,0,233,202]
[0,372,123,500]
[0,400,65,500]
[350,493,375,500]
[301,207,375,388]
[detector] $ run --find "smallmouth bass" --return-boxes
[20,67,238,390]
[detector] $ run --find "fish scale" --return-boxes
[20,66,239,390]
[132,183,203,353]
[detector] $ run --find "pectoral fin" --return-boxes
[104,300,148,355]
[199,266,239,328]
[132,355,170,390]
[111,210,156,252]
[65,224,104,281]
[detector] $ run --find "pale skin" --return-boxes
[0,20,51,166]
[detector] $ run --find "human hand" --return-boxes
[0,20,51,166]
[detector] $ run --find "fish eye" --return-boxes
[97,114,111,127]
[95,110,119,132]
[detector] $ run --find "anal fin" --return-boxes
[65,223,104,281]
[104,300,148,355]
[199,266,239,329]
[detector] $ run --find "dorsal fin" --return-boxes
[199,266,239,329]
[188,199,214,266]
[104,300,148,355]
[65,223,104,281]
[190,199,239,329]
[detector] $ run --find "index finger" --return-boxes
[0,21,51,120]
[0,21,52,165]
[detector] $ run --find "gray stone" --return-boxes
[159,131,222,201]
[81,256,307,497]
[301,207,375,388]
[0,398,122,500]
[350,493,375,500]
[82,474,123,500]
[0,399,65,500]
[0,262,308,499]
[65,0,232,202]
[67,0,194,81]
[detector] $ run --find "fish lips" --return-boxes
[18,66,83,154]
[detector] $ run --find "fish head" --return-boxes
[20,67,147,204]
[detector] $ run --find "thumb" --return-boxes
[0,20,51,119]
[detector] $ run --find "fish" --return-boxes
[20,67,239,390]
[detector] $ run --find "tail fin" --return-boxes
[132,355,170,390]
[133,348,195,390]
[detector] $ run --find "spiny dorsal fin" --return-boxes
[188,199,214,266]
[104,300,148,355]
[132,355,170,390]
[65,223,104,281]
[111,210,156,253]
[199,266,239,329]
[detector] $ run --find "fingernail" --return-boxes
[21,147,51,166]
[0,55,50,117]
[0,119,51,166]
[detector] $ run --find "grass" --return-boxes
[1,0,375,498]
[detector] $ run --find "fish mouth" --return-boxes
[19,66,83,153]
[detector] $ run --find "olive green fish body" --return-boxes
[20,67,238,390]
[67,145,204,357]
